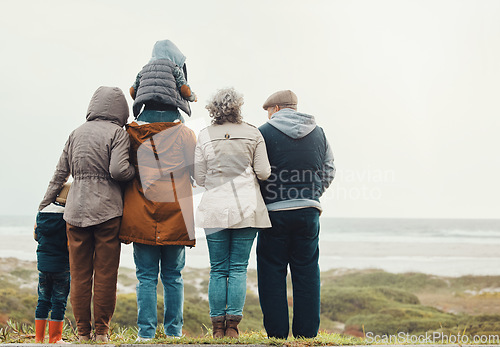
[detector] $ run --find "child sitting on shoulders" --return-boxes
[34,183,71,344]
[130,39,197,123]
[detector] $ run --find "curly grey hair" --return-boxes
[206,87,244,125]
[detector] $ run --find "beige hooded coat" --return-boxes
[39,86,135,227]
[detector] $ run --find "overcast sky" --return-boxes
[1,0,499,219]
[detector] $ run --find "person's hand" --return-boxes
[33,223,38,241]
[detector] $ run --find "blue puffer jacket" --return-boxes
[35,208,69,273]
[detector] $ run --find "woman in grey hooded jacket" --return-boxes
[39,86,135,342]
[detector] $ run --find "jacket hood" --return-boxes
[86,86,129,127]
[150,39,186,67]
[127,121,184,142]
[36,210,66,237]
[268,108,316,139]
[127,122,187,168]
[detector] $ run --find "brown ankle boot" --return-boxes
[95,334,109,342]
[78,335,91,342]
[211,316,225,338]
[225,315,242,338]
[35,319,47,343]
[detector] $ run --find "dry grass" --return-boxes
[417,290,500,315]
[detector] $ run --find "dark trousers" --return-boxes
[257,208,321,339]
[66,217,121,336]
[35,271,70,321]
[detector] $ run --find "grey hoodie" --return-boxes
[265,108,335,212]
[39,86,135,227]
[268,108,317,139]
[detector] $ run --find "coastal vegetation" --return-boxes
[1,258,499,344]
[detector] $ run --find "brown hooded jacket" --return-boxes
[119,121,196,246]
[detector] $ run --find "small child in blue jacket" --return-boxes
[34,183,70,344]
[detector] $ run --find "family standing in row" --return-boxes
[34,39,335,343]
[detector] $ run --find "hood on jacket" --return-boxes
[127,121,189,189]
[36,210,66,237]
[149,39,186,67]
[127,120,184,145]
[268,108,316,139]
[86,86,129,127]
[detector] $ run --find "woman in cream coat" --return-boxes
[195,88,271,338]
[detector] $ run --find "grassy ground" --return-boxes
[2,258,500,344]
[3,321,499,345]
[320,269,500,337]
[0,321,362,346]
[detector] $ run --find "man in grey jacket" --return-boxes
[39,86,135,342]
[258,90,335,339]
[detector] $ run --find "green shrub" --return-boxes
[320,286,420,322]
[111,293,138,327]
[0,289,36,325]
[183,299,211,336]
[323,270,448,292]
[346,313,457,335]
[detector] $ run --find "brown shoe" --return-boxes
[78,335,91,342]
[225,315,242,338]
[211,316,225,338]
[95,334,109,343]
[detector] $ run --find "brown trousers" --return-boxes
[66,217,121,336]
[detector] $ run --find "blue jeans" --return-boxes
[133,243,185,338]
[205,227,257,317]
[257,208,320,338]
[35,271,70,321]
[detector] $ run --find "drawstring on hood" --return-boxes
[86,86,129,127]
[149,39,186,67]
[268,108,316,139]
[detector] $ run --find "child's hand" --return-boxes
[181,85,198,102]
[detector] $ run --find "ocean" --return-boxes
[2,215,499,277]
